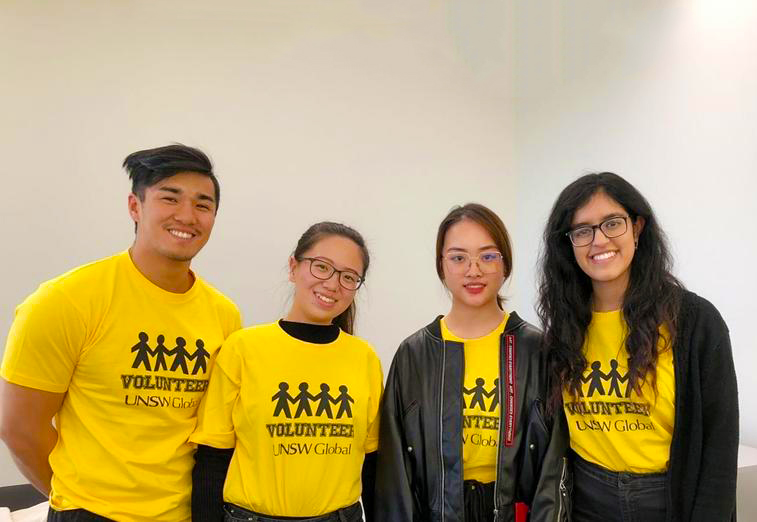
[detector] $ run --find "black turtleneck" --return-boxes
[278,319,340,344]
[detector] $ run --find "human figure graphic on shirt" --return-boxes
[582,361,607,397]
[334,385,355,419]
[131,332,152,371]
[314,383,335,419]
[294,382,317,418]
[190,339,210,375]
[464,377,489,411]
[606,359,629,399]
[151,334,171,371]
[624,359,637,398]
[272,382,296,418]
[169,337,190,374]
[487,378,500,412]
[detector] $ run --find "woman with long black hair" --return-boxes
[537,172,738,521]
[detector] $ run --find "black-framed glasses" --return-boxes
[442,251,504,274]
[302,257,364,290]
[566,216,629,247]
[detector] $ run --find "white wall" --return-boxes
[1,1,754,486]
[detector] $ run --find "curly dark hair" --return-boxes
[537,172,683,411]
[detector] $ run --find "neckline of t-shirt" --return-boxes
[121,250,202,304]
[591,309,623,320]
[441,313,509,342]
[274,320,344,347]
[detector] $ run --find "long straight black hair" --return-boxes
[291,222,369,335]
[537,173,683,410]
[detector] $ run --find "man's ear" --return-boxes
[128,193,141,224]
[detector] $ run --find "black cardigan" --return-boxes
[666,290,739,521]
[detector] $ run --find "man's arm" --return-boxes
[0,379,65,495]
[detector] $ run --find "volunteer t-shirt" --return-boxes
[563,310,675,473]
[190,322,383,516]
[441,313,508,483]
[1,251,241,521]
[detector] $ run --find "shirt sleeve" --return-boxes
[226,304,242,338]
[1,283,86,393]
[364,351,384,453]
[190,335,242,449]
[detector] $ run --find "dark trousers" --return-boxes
[463,480,495,522]
[48,508,113,521]
[572,455,667,522]
[224,502,363,522]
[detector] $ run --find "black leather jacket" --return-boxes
[375,313,569,522]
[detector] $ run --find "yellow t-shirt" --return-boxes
[190,322,383,517]
[1,251,241,521]
[441,313,509,483]
[563,310,675,473]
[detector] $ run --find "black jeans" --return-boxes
[224,502,363,522]
[47,508,113,521]
[572,455,667,522]
[463,480,495,522]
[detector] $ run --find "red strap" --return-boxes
[515,502,530,522]
[504,334,516,447]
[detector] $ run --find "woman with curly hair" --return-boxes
[537,172,738,521]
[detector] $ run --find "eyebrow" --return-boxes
[571,213,625,228]
[158,185,216,204]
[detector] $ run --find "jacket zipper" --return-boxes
[439,339,447,522]
[492,333,505,521]
[557,457,568,521]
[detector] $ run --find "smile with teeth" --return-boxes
[168,229,194,240]
[591,251,617,261]
[315,292,336,304]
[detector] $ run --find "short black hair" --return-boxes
[122,144,220,210]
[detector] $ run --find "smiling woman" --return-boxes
[538,172,739,522]
[566,192,644,312]
[286,225,369,333]
[190,221,383,522]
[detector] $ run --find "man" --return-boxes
[0,144,241,521]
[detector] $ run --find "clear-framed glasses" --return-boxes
[301,257,364,290]
[566,216,629,247]
[442,251,503,274]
